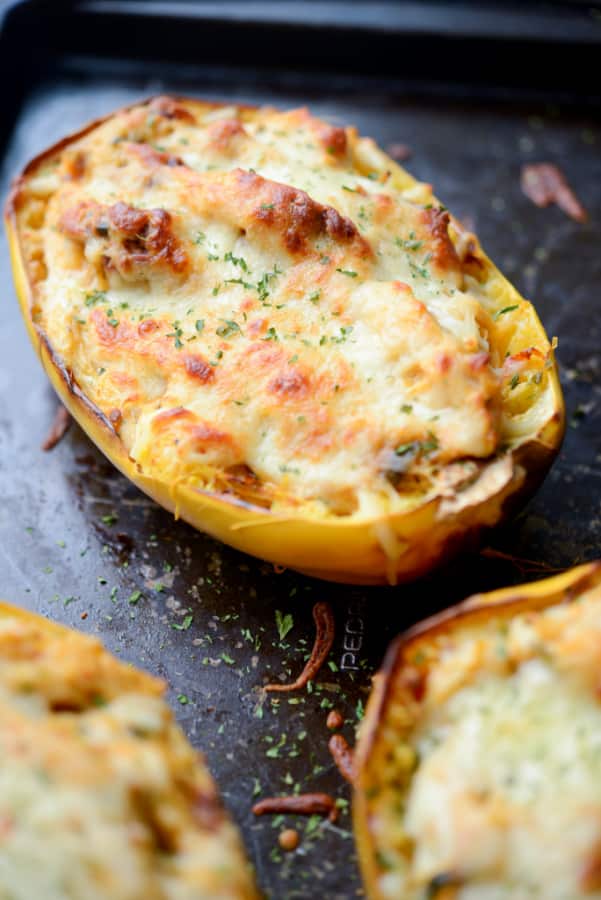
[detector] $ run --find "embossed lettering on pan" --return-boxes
[6,96,564,583]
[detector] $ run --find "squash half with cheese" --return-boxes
[353,561,601,899]
[0,601,259,900]
[6,96,563,583]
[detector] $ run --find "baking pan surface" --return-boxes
[0,3,600,896]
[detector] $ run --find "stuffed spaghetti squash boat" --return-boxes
[6,96,563,583]
[353,561,601,899]
[0,601,258,899]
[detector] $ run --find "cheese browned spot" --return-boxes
[0,604,258,899]
[15,97,552,519]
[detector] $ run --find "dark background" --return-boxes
[0,3,600,897]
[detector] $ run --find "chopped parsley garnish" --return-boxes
[309,290,321,304]
[167,321,184,348]
[257,265,282,302]
[395,442,415,457]
[195,319,205,333]
[409,259,429,279]
[275,610,294,641]
[336,267,358,278]
[128,590,142,605]
[330,325,354,343]
[194,231,205,244]
[260,203,274,210]
[171,613,193,631]
[395,431,438,457]
[216,319,242,338]
[84,290,107,307]
[262,327,278,341]
[421,431,439,454]
[510,373,520,390]
[494,304,520,320]
[342,184,358,192]
[396,233,424,252]
[224,277,254,290]
[401,404,413,414]
[224,251,248,271]
[177,694,190,704]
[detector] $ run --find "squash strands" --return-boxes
[0,600,259,899]
[353,562,601,899]
[6,96,563,583]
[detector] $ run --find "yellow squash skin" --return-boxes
[5,96,564,584]
[353,561,601,899]
[0,600,259,900]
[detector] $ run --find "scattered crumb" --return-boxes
[326,709,344,730]
[278,828,300,852]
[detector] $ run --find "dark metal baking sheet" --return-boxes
[0,3,600,897]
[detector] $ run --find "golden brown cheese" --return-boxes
[353,563,601,900]
[0,603,258,900]
[12,97,555,521]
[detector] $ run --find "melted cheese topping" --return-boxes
[368,581,601,900]
[0,607,257,900]
[18,97,543,517]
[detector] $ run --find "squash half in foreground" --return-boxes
[6,96,563,584]
[353,561,601,899]
[0,601,259,900]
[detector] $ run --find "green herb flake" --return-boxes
[421,431,439,455]
[177,694,190,705]
[84,290,107,307]
[195,319,205,333]
[224,251,249,272]
[171,614,193,631]
[167,321,184,349]
[101,513,118,526]
[275,610,294,641]
[216,319,242,338]
[128,590,142,605]
[510,373,520,390]
[224,277,254,290]
[395,442,415,457]
[221,652,235,665]
[336,267,358,278]
[494,304,519,320]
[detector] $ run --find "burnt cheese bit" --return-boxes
[60,200,189,278]
[206,118,248,153]
[314,122,348,159]
[148,95,196,123]
[182,354,215,384]
[127,142,185,168]
[238,169,370,257]
[421,207,462,274]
